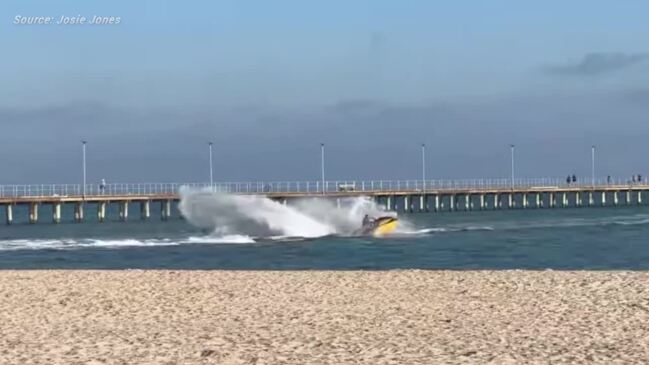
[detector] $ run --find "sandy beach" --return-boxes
[1,270,648,364]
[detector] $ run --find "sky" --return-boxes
[1,0,649,183]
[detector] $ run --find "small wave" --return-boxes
[266,235,311,242]
[183,235,256,244]
[0,238,179,251]
[396,226,495,235]
[459,226,495,232]
[404,227,448,234]
[609,218,649,226]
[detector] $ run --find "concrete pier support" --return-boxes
[465,195,470,211]
[479,195,485,210]
[449,195,455,212]
[588,192,594,207]
[493,194,499,210]
[119,201,128,221]
[507,194,513,209]
[74,203,84,222]
[638,191,643,205]
[161,200,172,221]
[5,205,13,225]
[403,196,409,212]
[419,195,425,212]
[626,191,631,205]
[549,193,556,208]
[52,203,61,224]
[434,195,440,212]
[522,194,529,209]
[562,193,568,208]
[614,192,619,206]
[535,193,541,208]
[98,202,107,222]
[386,196,392,211]
[29,203,38,224]
[601,192,607,206]
[141,201,150,220]
[575,193,582,207]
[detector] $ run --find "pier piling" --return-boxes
[5,205,13,225]
[141,201,150,220]
[522,194,529,209]
[52,203,61,224]
[161,200,172,221]
[98,202,106,222]
[74,203,84,222]
[29,203,38,224]
[119,201,128,222]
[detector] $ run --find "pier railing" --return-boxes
[0,177,646,198]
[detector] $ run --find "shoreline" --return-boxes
[1,270,647,364]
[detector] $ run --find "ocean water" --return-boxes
[1,191,649,269]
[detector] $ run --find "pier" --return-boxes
[0,178,648,224]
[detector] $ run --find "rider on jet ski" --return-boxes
[362,214,375,229]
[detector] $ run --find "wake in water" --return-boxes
[178,187,400,242]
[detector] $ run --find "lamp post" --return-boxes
[81,140,87,198]
[208,142,214,189]
[421,143,426,192]
[320,143,325,195]
[591,145,596,188]
[510,144,515,190]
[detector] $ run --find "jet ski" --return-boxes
[360,216,398,237]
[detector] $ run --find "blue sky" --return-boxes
[2,1,649,182]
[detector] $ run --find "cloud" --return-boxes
[547,52,649,76]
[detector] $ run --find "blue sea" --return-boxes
[1,192,649,270]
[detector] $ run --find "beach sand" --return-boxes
[1,270,648,364]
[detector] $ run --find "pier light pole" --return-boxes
[81,140,87,198]
[208,142,214,189]
[321,143,325,195]
[421,143,426,192]
[591,145,596,188]
[510,144,515,190]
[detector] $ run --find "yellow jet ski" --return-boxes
[361,216,398,237]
